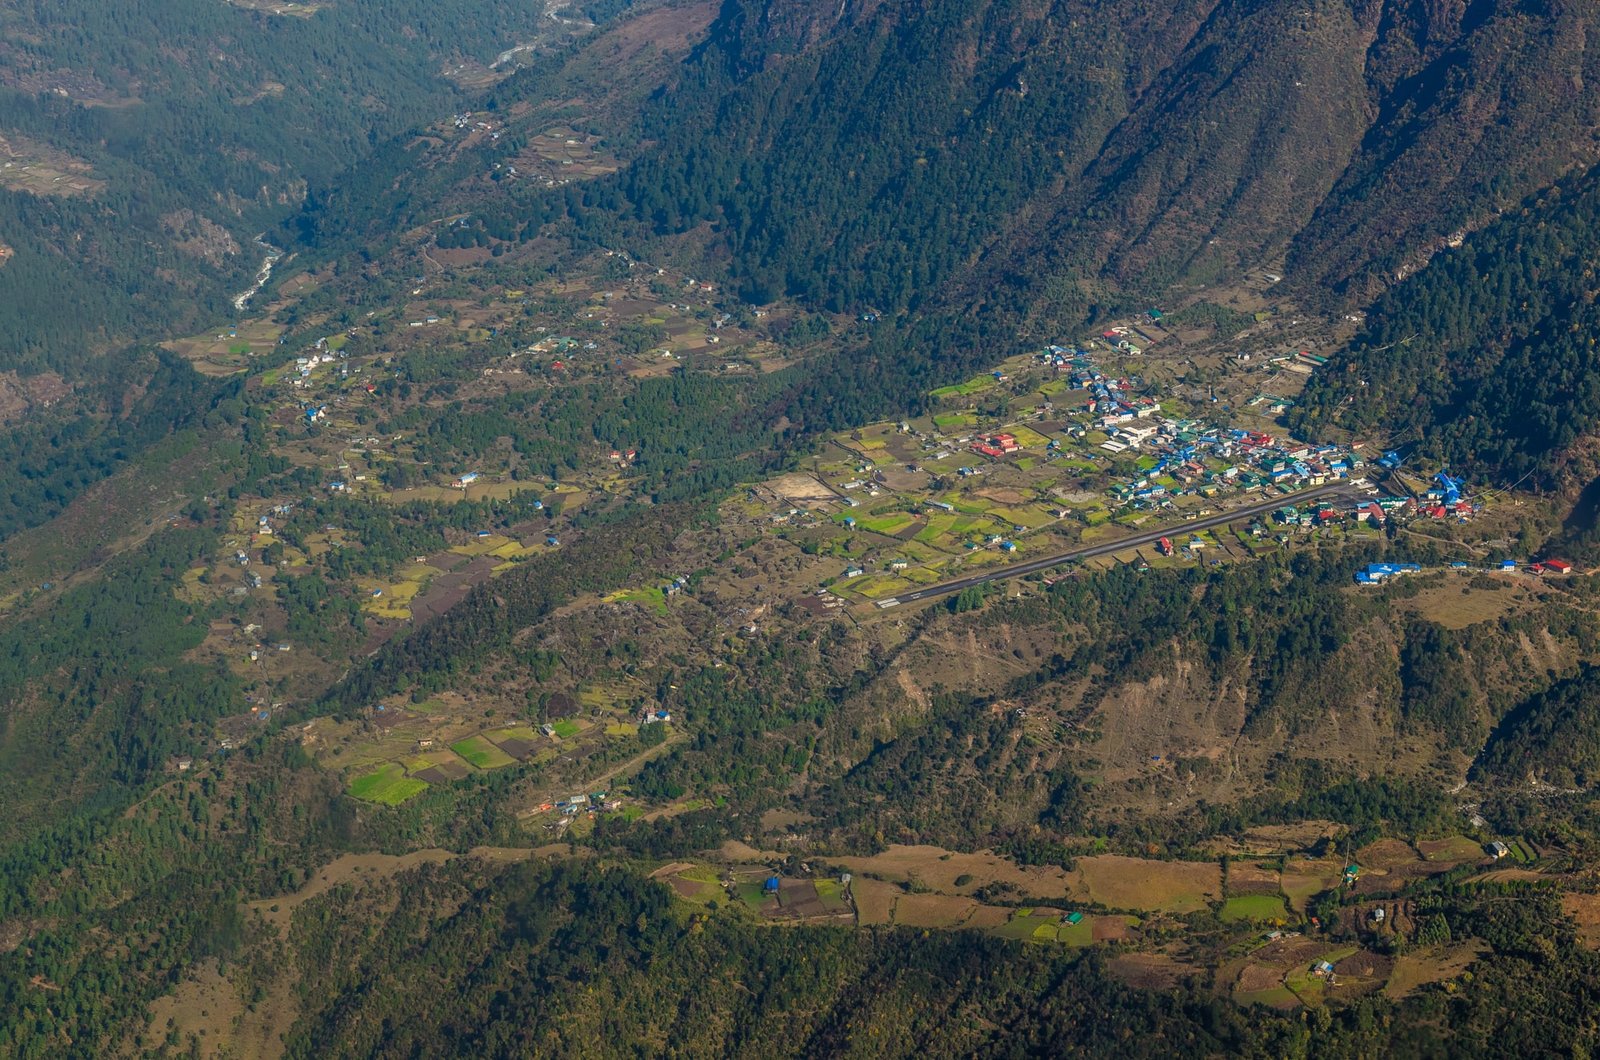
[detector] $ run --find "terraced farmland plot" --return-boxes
[987,506,1055,529]
[449,534,515,557]
[487,725,542,759]
[857,513,917,535]
[1220,895,1290,922]
[852,576,911,599]
[1417,836,1488,863]
[348,763,429,805]
[450,735,516,770]
[914,514,959,545]
[408,752,473,785]
[1075,855,1220,913]
[1007,426,1052,448]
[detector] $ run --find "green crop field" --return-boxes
[942,495,992,515]
[1220,895,1290,922]
[450,735,516,770]
[813,878,848,911]
[605,586,668,614]
[348,763,430,805]
[1056,918,1095,946]
[858,513,916,535]
[998,912,1066,942]
[915,514,958,544]
[551,719,583,739]
[988,506,1053,528]
[736,882,774,909]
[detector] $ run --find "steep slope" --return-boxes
[1294,0,1600,300]
[1294,169,1600,489]
[293,0,1600,333]
[1476,665,1600,788]
[0,0,600,369]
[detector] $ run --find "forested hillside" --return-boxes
[1296,171,1600,490]
[0,0,601,369]
[13,0,1600,1056]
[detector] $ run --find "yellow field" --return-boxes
[1007,425,1052,448]
[450,534,513,556]
[360,576,422,619]
[853,576,912,599]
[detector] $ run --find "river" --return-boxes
[232,235,283,312]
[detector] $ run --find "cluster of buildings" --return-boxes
[1354,557,1578,586]
[1027,347,1370,510]
[1102,423,1364,510]
[289,342,343,388]
[1353,562,1422,586]
[1044,346,1159,429]
[971,432,1022,458]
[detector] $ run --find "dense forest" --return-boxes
[267,858,1600,1059]
[1297,171,1600,488]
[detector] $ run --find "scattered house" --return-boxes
[1311,960,1336,979]
[1488,841,1510,860]
[1500,559,1517,572]
[764,876,781,895]
[1541,559,1574,574]
[417,738,435,751]
[453,471,480,488]
[1157,536,1174,556]
[176,756,194,772]
[843,567,864,578]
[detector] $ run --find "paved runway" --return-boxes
[879,481,1361,607]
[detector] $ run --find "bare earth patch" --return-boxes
[1562,893,1600,948]
[831,844,1078,899]
[1075,855,1221,913]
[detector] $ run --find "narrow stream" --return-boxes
[232,235,283,312]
